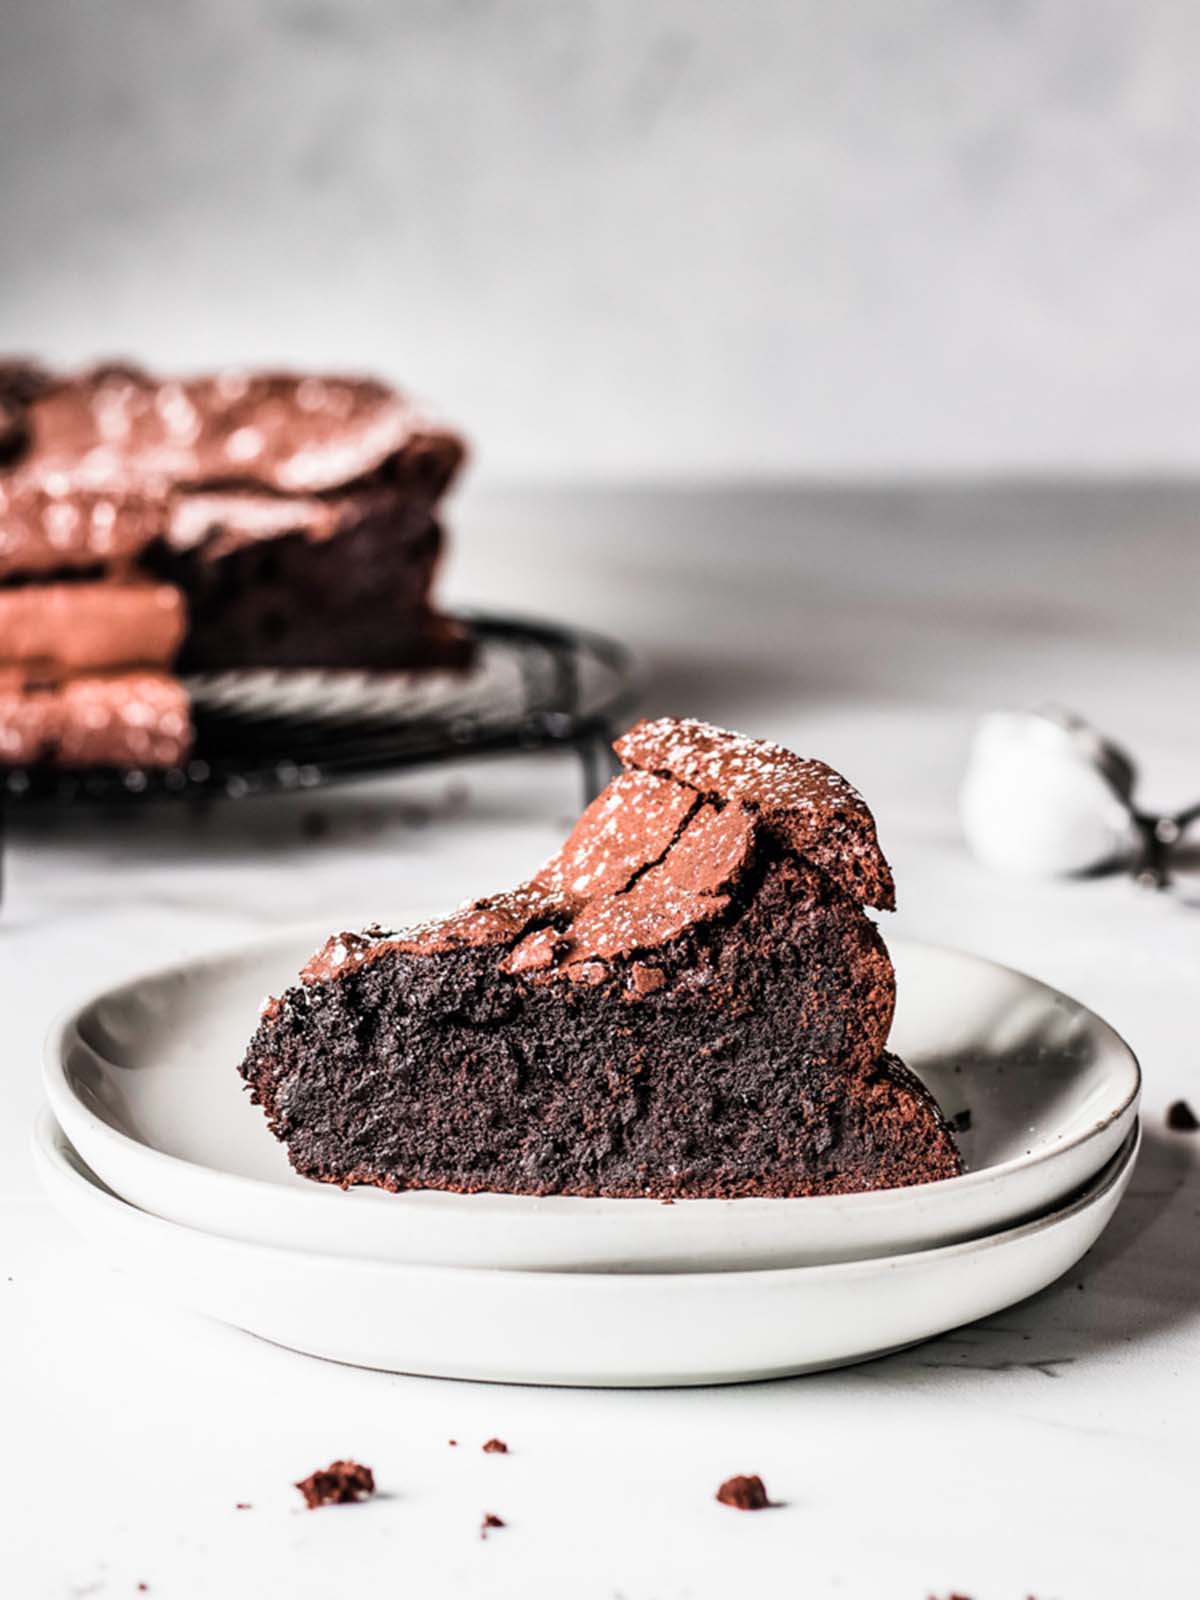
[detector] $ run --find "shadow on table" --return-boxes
[512,1122,1198,1419]
[204,1111,1196,1425]
[808,1120,1200,1389]
[0,754,592,923]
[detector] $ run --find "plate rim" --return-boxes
[42,922,1142,1220]
[32,1106,1141,1287]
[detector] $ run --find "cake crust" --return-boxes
[0,364,464,579]
[0,669,192,767]
[0,580,185,674]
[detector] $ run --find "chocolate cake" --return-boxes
[241,718,961,1199]
[0,360,467,768]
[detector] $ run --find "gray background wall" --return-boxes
[1,1,1194,482]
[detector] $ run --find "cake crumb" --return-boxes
[951,1108,972,1132]
[295,1459,375,1509]
[480,1512,505,1539]
[448,1439,458,1447]
[482,1438,508,1454]
[627,961,666,996]
[234,1502,252,1510]
[1166,1099,1199,1131]
[715,1473,771,1510]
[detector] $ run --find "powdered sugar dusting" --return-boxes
[534,770,697,905]
[616,716,866,812]
[614,717,894,910]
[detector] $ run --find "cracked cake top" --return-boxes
[294,718,894,998]
[0,361,465,578]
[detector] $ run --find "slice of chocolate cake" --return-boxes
[241,719,961,1198]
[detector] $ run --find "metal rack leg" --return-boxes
[576,728,619,806]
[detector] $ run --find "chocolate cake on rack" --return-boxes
[0,360,467,768]
[241,718,961,1199]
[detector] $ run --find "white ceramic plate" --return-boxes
[43,929,1140,1272]
[33,1111,1139,1386]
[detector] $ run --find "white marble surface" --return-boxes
[4,482,1200,1597]
[5,1,1200,478]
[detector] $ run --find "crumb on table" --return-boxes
[295,1459,376,1509]
[715,1473,772,1510]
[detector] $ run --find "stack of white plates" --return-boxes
[37,931,1141,1387]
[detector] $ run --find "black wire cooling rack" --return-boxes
[0,611,640,892]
